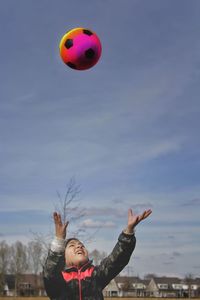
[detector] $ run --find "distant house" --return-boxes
[110,275,200,298]
[104,276,149,297]
[146,276,200,298]
[103,278,119,297]
[132,279,149,297]
[185,277,200,298]
[3,275,15,296]
[3,274,46,297]
[147,276,184,297]
[18,274,46,296]
[115,276,138,297]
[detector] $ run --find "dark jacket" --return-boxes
[43,231,136,300]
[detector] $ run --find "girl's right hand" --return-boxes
[53,212,69,239]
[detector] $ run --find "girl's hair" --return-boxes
[65,238,80,248]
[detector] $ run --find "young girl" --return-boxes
[43,208,152,300]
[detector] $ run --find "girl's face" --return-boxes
[65,239,89,267]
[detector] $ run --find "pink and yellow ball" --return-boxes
[59,27,102,70]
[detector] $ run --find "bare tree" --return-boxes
[27,240,44,296]
[27,240,43,274]
[30,179,82,253]
[55,178,87,239]
[30,177,103,289]
[122,277,132,293]
[0,241,10,295]
[32,178,101,251]
[144,273,157,280]
[9,241,28,296]
[55,178,103,243]
[89,249,107,266]
[55,178,82,224]
[185,273,194,298]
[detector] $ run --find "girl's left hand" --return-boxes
[127,208,152,230]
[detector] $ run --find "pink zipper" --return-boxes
[78,270,82,300]
[66,261,90,300]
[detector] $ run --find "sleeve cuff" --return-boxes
[50,237,66,253]
[123,228,135,236]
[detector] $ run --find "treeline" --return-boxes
[0,239,44,294]
[0,240,44,275]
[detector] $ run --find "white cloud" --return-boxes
[81,218,115,228]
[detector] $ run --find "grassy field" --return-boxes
[1,298,200,300]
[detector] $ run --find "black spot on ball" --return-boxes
[85,48,95,59]
[83,29,93,36]
[66,62,77,69]
[65,39,73,49]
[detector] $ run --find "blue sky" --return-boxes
[0,0,200,278]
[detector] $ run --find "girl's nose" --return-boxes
[77,245,82,250]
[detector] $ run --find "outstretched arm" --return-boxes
[96,208,152,288]
[43,212,69,298]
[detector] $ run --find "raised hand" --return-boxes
[126,208,152,233]
[53,212,69,239]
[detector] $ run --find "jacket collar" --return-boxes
[64,259,93,272]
